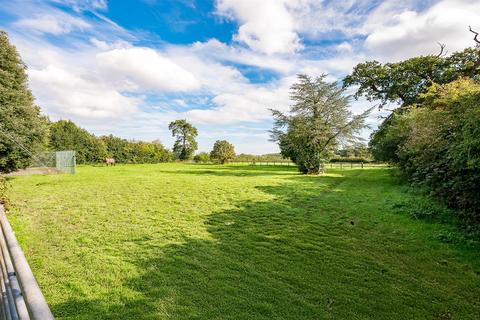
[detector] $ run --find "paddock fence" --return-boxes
[0,205,54,320]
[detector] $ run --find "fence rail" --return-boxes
[0,205,54,320]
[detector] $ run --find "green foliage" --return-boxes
[0,30,48,173]
[334,143,373,162]
[193,152,210,163]
[123,140,171,164]
[377,79,480,223]
[271,74,371,174]
[368,112,412,163]
[235,153,288,162]
[101,135,171,164]
[49,120,107,164]
[346,43,480,162]
[210,140,235,164]
[343,47,480,108]
[0,175,8,206]
[100,135,130,163]
[169,119,198,160]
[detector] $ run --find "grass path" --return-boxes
[6,164,480,319]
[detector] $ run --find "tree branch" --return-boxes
[470,26,480,47]
[436,42,446,57]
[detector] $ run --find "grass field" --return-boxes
[5,163,480,319]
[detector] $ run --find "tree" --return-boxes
[0,30,48,173]
[343,47,480,109]
[210,140,235,164]
[345,33,480,162]
[49,120,107,164]
[168,119,198,160]
[270,74,371,174]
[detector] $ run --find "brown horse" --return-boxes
[105,158,115,166]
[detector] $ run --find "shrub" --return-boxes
[193,152,210,163]
[381,79,480,224]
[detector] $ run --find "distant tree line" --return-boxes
[344,30,480,225]
[49,120,172,164]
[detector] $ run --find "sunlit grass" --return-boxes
[6,163,480,319]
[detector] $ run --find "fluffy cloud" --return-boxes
[96,47,200,92]
[216,0,302,54]
[364,0,480,60]
[28,65,139,119]
[186,77,293,124]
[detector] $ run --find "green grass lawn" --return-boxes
[6,163,480,319]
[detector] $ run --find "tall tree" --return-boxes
[271,74,371,174]
[344,31,480,163]
[168,119,198,160]
[210,140,235,164]
[0,30,48,173]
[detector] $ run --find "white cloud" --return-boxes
[216,0,302,54]
[336,42,353,53]
[49,0,108,12]
[28,65,139,119]
[186,77,294,124]
[96,47,200,92]
[364,0,480,60]
[190,39,295,74]
[14,14,91,35]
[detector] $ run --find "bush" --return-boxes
[193,152,210,163]
[378,79,480,224]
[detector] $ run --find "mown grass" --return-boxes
[6,163,480,319]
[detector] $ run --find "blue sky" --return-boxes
[1,0,479,153]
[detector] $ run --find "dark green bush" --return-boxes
[378,79,480,225]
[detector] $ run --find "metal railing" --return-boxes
[0,205,54,320]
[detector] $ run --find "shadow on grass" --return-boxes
[50,170,480,320]
[154,164,300,177]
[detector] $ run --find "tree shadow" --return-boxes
[154,164,299,177]
[50,170,480,319]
